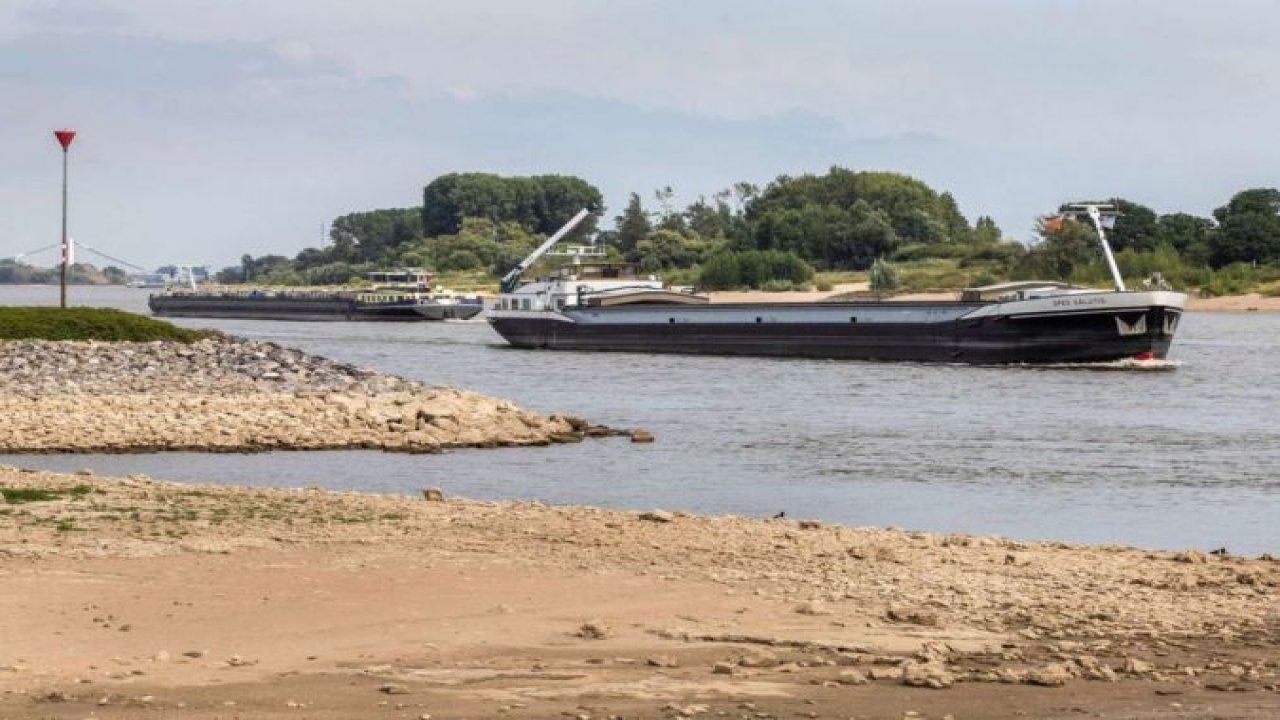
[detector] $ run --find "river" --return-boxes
[3,285,1277,554]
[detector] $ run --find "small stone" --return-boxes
[886,606,941,627]
[712,661,735,675]
[837,669,869,685]
[794,600,832,616]
[379,683,410,695]
[1124,658,1156,675]
[901,661,954,689]
[629,429,655,443]
[577,621,611,640]
[421,487,445,502]
[638,510,674,523]
[1027,663,1073,687]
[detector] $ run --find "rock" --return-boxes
[1026,663,1073,687]
[421,487,445,502]
[836,669,869,685]
[1174,549,1210,564]
[629,429,655,443]
[638,510,675,523]
[1123,657,1156,675]
[869,666,904,681]
[577,621,611,639]
[886,606,941,627]
[645,655,679,668]
[794,601,832,616]
[901,661,955,689]
[379,683,410,695]
[712,661,735,675]
[737,653,779,668]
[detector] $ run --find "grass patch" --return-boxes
[0,307,216,342]
[2,487,63,504]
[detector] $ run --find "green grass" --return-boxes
[0,307,216,342]
[2,487,65,504]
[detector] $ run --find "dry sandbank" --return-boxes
[1,469,1277,719]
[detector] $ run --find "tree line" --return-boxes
[226,168,1280,294]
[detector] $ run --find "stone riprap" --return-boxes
[0,338,594,452]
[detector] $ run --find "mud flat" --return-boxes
[0,338,601,453]
[1,468,1277,719]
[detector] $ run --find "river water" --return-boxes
[3,285,1278,554]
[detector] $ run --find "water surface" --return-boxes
[3,285,1277,553]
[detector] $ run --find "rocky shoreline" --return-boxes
[0,338,613,453]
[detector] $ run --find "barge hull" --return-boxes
[488,301,1180,364]
[148,298,426,322]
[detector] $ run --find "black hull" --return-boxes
[489,304,1180,364]
[150,296,436,322]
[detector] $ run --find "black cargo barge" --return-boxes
[485,203,1189,365]
[488,292,1184,364]
[148,290,471,322]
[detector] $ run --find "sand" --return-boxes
[2,468,1277,719]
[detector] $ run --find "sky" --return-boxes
[2,0,1278,271]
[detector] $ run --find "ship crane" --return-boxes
[1063,202,1125,292]
[499,208,591,294]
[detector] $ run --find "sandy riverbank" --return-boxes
[2,468,1277,719]
[707,285,1280,312]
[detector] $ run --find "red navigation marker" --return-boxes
[54,129,76,150]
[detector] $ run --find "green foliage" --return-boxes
[1012,221,1100,281]
[327,208,422,263]
[1195,262,1280,297]
[0,260,127,285]
[399,217,539,275]
[869,257,899,293]
[614,193,652,254]
[631,229,722,273]
[421,173,603,237]
[0,308,215,342]
[1,487,62,503]
[1210,188,1280,267]
[698,250,814,290]
[739,167,971,271]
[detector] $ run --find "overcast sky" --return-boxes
[2,0,1278,271]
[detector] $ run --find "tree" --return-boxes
[422,173,603,237]
[1014,220,1100,280]
[614,193,652,254]
[1157,213,1214,264]
[1103,199,1160,252]
[1209,188,1280,267]
[329,208,422,263]
[741,167,966,269]
[973,216,1002,245]
[633,229,705,272]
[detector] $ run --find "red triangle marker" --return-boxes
[54,129,76,149]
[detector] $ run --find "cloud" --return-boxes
[2,2,1279,268]
[18,0,129,30]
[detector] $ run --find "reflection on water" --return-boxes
[2,285,1278,553]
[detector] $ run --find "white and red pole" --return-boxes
[54,129,76,308]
